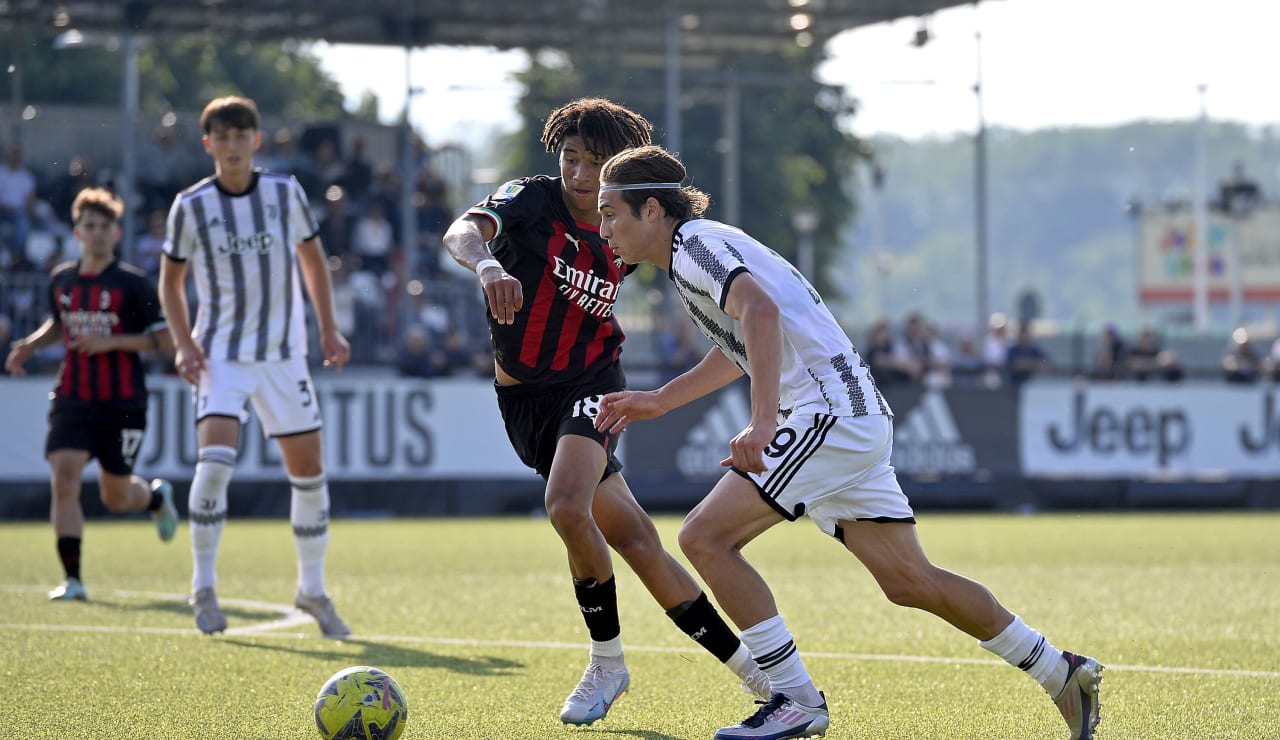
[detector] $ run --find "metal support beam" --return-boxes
[664,5,682,155]
[720,73,740,226]
[121,27,140,257]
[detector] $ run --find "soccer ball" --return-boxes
[314,665,408,740]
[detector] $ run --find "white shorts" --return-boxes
[741,411,914,537]
[195,356,323,437]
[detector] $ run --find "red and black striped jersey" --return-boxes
[46,259,166,411]
[467,176,634,386]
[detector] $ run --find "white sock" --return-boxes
[979,615,1068,695]
[189,446,235,592]
[590,636,625,669]
[290,473,330,597]
[725,642,757,680]
[740,615,823,707]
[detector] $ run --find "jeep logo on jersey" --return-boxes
[891,391,976,474]
[219,231,276,255]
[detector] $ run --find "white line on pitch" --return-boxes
[2,585,1278,680]
[0,584,311,636]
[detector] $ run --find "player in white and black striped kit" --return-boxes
[594,146,1103,740]
[159,96,352,638]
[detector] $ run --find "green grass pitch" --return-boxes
[2,512,1277,738]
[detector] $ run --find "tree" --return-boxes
[508,45,866,299]
[0,33,348,119]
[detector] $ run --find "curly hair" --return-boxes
[540,97,653,159]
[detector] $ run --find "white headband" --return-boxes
[599,182,683,192]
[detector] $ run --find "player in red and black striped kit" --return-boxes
[444,98,770,726]
[5,187,178,602]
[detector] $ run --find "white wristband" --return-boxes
[475,258,503,276]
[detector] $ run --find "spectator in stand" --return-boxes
[1270,337,1280,382]
[312,138,348,194]
[951,334,985,387]
[902,312,952,389]
[863,317,918,386]
[1222,328,1263,383]
[1155,349,1185,383]
[1126,327,1162,381]
[47,154,98,225]
[1089,325,1128,381]
[259,127,297,172]
[1006,322,1052,385]
[0,142,38,261]
[982,312,1011,388]
[440,327,474,372]
[262,127,322,201]
[395,324,450,378]
[133,208,168,280]
[414,173,454,276]
[4,263,42,332]
[317,186,356,262]
[367,163,402,222]
[351,198,397,275]
[137,126,200,211]
[24,200,72,274]
[337,135,373,203]
[469,346,496,378]
[1216,160,1261,216]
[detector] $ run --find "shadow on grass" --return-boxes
[221,637,524,677]
[94,597,277,625]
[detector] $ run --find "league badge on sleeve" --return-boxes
[493,180,525,201]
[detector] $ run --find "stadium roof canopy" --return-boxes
[16,1,969,64]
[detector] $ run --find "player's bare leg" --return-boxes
[839,519,1009,638]
[98,470,178,542]
[545,435,629,725]
[47,449,89,600]
[594,473,770,699]
[545,435,614,584]
[840,519,1102,739]
[681,474,828,739]
[592,473,697,606]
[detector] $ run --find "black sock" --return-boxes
[146,489,162,512]
[57,536,81,581]
[667,592,741,663]
[574,575,620,642]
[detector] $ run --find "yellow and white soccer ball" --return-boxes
[314,665,408,740]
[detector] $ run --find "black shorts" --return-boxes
[46,408,148,476]
[496,363,625,481]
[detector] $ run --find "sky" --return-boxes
[312,0,1279,149]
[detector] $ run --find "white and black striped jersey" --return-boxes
[669,219,891,419]
[164,170,319,362]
